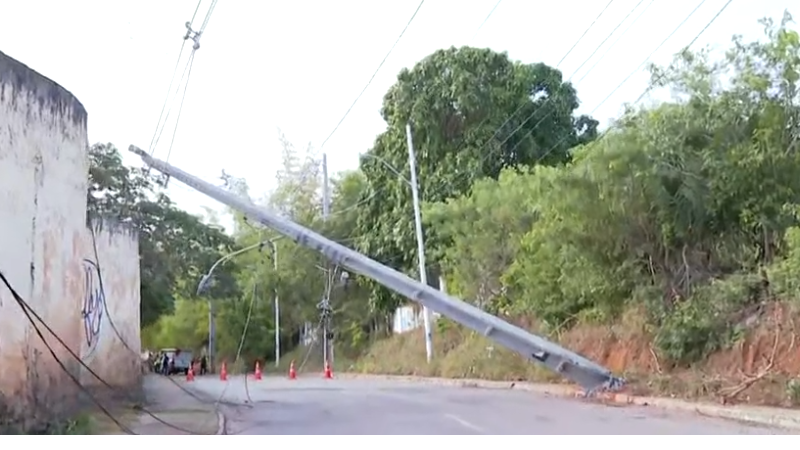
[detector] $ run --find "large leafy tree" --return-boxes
[354,46,598,312]
[86,143,240,327]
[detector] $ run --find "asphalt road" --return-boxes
[182,375,789,435]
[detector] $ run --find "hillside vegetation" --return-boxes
[137,14,800,407]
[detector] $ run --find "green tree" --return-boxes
[423,168,543,315]
[496,12,800,362]
[354,46,598,313]
[87,143,240,327]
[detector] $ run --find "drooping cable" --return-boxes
[469,0,504,43]
[318,0,426,151]
[148,0,218,167]
[530,0,733,164]
[0,270,135,435]
[471,0,618,159]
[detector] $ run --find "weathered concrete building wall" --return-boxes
[79,221,142,388]
[0,50,89,419]
[0,51,142,425]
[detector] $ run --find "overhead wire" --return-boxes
[574,0,656,87]
[148,0,218,165]
[448,0,619,180]
[337,0,729,254]
[148,0,203,157]
[557,0,617,68]
[136,1,251,414]
[394,0,669,198]
[469,0,504,43]
[488,0,623,155]
[164,52,197,164]
[318,0,426,152]
[0,230,221,437]
[37,225,253,436]
[347,0,624,249]
[86,201,245,411]
[530,0,732,165]
[0,271,135,434]
[213,276,259,407]
[503,0,654,155]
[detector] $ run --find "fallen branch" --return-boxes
[649,345,662,375]
[719,328,781,401]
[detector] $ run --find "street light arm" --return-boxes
[213,240,265,270]
[197,239,271,295]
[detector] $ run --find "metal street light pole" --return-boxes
[269,239,280,367]
[404,123,433,363]
[360,137,434,363]
[197,237,283,372]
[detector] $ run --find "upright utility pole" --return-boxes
[322,153,331,218]
[405,123,434,363]
[271,241,280,368]
[320,153,333,369]
[208,302,216,373]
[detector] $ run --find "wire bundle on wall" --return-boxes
[0,1,227,434]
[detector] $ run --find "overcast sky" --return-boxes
[0,0,791,223]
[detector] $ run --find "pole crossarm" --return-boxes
[130,145,625,393]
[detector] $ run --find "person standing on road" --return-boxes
[161,353,170,375]
[200,355,208,375]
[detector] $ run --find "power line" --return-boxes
[503,0,653,154]
[0,272,212,435]
[213,277,258,407]
[574,0,656,85]
[318,0,426,151]
[533,0,732,163]
[147,0,203,155]
[474,0,618,157]
[469,0,504,43]
[490,0,627,153]
[557,0,616,68]
[85,224,248,415]
[354,0,722,239]
[148,0,218,163]
[590,0,711,119]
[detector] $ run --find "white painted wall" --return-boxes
[79,221,142,388]
[0,51,89,417]
[0,51,142,424]
[392,275,446,334]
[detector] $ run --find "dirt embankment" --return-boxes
[354,304,800,408]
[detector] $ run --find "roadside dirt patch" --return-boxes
[351,304,800,408]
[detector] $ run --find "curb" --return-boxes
[215,410,227,435]
[338,373,800,431]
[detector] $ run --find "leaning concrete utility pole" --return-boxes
[130,145,624,394]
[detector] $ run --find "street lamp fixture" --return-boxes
[198,236,284,371]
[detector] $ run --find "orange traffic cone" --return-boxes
[220,362,228,381]
[254,361,262,381]
[323,361,333,379]
[288,360,297,380]
[186,366,195,382]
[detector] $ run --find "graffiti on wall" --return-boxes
[81,259,105,359]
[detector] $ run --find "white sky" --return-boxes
[0,0,791,221]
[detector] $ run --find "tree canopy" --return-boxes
[355,47,598,312]
[87,143,240,327]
